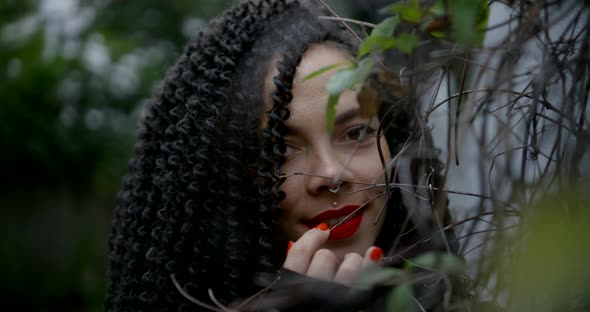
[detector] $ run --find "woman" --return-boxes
[104,0,458,311]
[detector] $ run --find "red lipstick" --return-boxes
[303,205,364,240]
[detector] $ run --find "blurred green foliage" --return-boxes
[499,187,590,312]
[0,1,355,310]
[0,0,233,311]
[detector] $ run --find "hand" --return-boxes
[283,223,383,286]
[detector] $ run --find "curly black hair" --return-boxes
[104,0,457,311]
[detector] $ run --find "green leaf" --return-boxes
[358,36,397,58]
[407,252,465,273]
[475,0,490,46]
[355,57,375,83]
[371,16,400,37]
[325,58,375,95]
[325,58,374,132]
[325,66,355,132]
[356,57,375,83]
[303,62,348,81]
[326,94,338,133]
[430,0,447,16]
[381,0,422,24]
[352,267,406,294]
[405,252,435,271]
[357,16,400,58]
[386,284,414,312]
[450,0,489,48]
[430,31,448,39]
[403,7,422,24]
[395,33,419,53]
[325,66,357,96]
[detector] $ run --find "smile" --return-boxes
[303,205,365,240]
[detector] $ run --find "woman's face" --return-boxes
[265,44,392,259]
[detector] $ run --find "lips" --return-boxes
[303,205,364,240]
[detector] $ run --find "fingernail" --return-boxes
[370,247,383,261]
[315,223,328,231]
[286,241,293,256]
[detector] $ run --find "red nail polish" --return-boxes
[370,247,383,261]
[315,223,328,231]
[286,241,293,256]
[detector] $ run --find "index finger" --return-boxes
[283,223,330,274]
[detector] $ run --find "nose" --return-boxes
[306,146,350,195]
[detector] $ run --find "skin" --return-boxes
[263,43,392,285]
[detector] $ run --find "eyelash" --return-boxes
[342,125,377,142]
[283,141,300,157]
[282,125,378,157]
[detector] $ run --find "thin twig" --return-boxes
[170,274,225,312]
[329,192,386,231]
[313,0,362,42]
[208,289,236,312]
[318,16,376,28]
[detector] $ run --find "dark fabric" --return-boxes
[253,268,352,312]
[251,267,453,312]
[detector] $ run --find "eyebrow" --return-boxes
[283,108,363,136]
[334,108,361,125]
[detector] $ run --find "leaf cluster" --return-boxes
[310,0,489,130]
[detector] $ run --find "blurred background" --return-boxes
[0,0,389,311]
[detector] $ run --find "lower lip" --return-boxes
[328,211,364,240]
[305,211,364,240]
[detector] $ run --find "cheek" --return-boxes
[278,156,307,204]
[378,137,392,179]
[355,140,392,182]
[277,174,302,218]
[277,178,301,238]
[278,179,295,208]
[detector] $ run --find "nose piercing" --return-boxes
[329,185,340,193]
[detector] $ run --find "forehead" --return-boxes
[259,43,359,133]
[294,43,353,81]
[300,48,354,113]
[290,45,363,134]
[262,43,354,106]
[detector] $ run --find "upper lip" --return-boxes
[303,205,361,225]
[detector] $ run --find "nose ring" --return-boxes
[329,185,340,193]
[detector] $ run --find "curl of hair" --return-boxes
[104,1,312,311]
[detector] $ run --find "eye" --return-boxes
[283,142,301,157]
[342,125,377,142]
